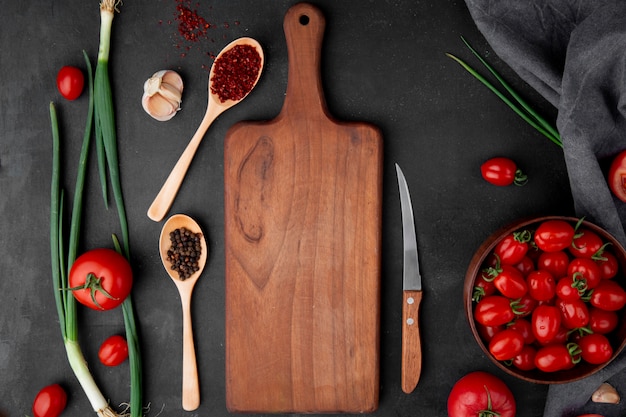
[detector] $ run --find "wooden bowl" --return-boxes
[464,216,626,384]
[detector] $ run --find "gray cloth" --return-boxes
[463,1,626,416]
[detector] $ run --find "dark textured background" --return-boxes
[0,0,574,415]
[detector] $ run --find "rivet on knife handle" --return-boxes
[396,163,423,394]
[402,290,422,393]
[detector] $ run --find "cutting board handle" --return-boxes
[282,3,328,118]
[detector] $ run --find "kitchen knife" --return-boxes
[395,163,423,394]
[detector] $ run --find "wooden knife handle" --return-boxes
[401,290,422,394]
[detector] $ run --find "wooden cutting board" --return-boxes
[223,3,383,413]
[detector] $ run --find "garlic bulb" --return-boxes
[142,70,183,121]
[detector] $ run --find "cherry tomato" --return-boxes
[507,318,535,344]
[69,248,133,310]
[489,328,525,361]
[480,157,527,187]
[534,220,575,252]
[56,66,85,100]
[595,251,619,280]
[556,298,589,329]
[512,345,537,371]
[98,334,129,367]
[33,384,67,417]
[570,229,604,258]
[568,258,602,289]
[537,251,570,278]
[556,276,583,301]
[589,307,619,334]
[590,280,626,311]
[474,295,517,326]
[514,293,538,318]
[514,256,535,277]
[493,265,528,299]
[477,324,504,343]
[473,273,496,302]
[579,333,613,364]
[532,305,562,344]
[527,270,556,301]
[535,343,580,372]
[494,231,531,265]
[448,371,516,417]
[608,149,626,202]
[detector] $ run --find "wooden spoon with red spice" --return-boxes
[148,37,264,222]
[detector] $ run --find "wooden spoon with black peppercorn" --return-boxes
[147,37,265,222]
[159,213,208,411]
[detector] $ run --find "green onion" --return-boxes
[446,37,563,148]
[94,0,130,259]
[50,67,117,415]
[94,2,142,416]
[49,2,143,414]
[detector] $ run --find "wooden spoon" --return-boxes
[159,214,208,411]
[148,37,265,222]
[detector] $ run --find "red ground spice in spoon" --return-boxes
[210,44,262,102]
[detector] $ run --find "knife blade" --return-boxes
[395,163,423,394]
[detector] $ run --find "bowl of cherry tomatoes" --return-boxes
[464,216,626,384]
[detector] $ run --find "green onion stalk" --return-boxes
[94,2,143,417]
[50,55,120,417]
[446,37,562,148]
[49,1,142,415]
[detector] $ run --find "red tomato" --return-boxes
[537,251,570,278]
[56,66,85,100]
[489,328,525,361]
[551,326,570,346]
[579,333,613,364]
[493,265,528,299]
[514,256,535,276]
[473,273,496,302]
[556,299,589,329]
[595,251,619,280]
[507,318,535,344]
[480,157,527,187]
[535,343,580,372]
[589,307,619,334]
[448,371,516,417]
[474,296,517,326]
[568,258,602,289]
[515,293,538,318]
[494,231,531,265]
[534,220,575,252]
[512,345,537,371]
[556,276,585,301]
[608,149,626,202]
[532,305,562,344]
[98,334,129,367]
[477,324,504,343]
[590,280,626,311]
[33,384,67,417]
[527,270,556,301]
[69,248,133,310]
[570,229,604,259]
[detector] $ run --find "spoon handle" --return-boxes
[180,290,200,410]
[147,104,221,222]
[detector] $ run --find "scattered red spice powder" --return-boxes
[210,44,262,102]
[159,1,244,68]
[175,0,211,42]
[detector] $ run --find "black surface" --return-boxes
[1,1,574,416]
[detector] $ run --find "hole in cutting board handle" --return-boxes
[299,14,310,25]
